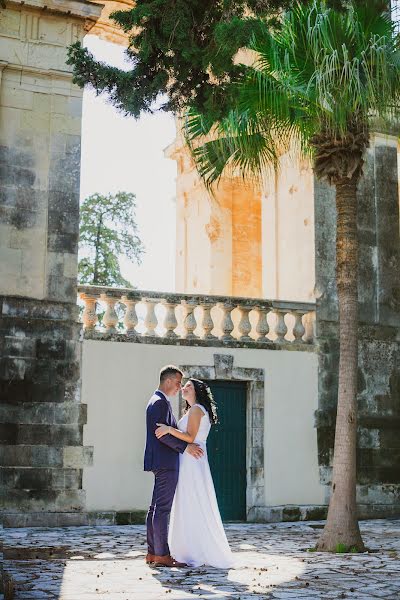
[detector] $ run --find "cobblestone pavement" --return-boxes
[2,519,400,599]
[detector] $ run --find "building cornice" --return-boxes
[5,0,103,22]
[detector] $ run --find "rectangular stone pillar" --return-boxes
[314,133,400,518]
[0,0,101,527]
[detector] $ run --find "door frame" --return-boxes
[179,353,265,521]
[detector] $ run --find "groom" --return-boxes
[144,365,204,567]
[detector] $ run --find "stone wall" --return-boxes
[315,133,400,517]
[0,0,101,527]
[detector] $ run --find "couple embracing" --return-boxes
[144,365,234,569]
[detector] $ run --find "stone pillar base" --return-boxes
[248,503,400,523]
[0,296,93,527]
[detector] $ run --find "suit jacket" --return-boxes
[144,390,188,471]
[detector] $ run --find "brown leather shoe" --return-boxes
[153,554,187,567]
[146,553,155,564]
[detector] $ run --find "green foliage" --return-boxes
[66,1,297,119]
[333,543,361,553]
[186,0,400,186]
[66,1,378,120]
[78,192,144,287]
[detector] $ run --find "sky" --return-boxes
[80,36,177,292]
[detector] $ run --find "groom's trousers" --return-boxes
[146,469,179,557]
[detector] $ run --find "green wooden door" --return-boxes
[206,380,247,521]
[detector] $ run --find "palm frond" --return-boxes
[186,0,400,186]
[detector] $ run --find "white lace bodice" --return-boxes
[178,404,211,444]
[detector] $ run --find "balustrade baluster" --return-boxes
[80,294,98,331]
[292,311,306,344]
[200,302,216,340]
[78,286,316,346]
[182,300,199,339]
[255,306,270,341]
[122,298,138,336]
[144,300,159,337]
[219,302,234,341]
[102,296,119,334]
[238,305,252,341]
[163,301,178,338]
[274,309,288,343]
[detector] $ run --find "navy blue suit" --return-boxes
[144,390,187,556]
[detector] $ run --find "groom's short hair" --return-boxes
[159,365,183,384]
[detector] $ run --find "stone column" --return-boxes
[0,0,102,527]
[314,133,400,517]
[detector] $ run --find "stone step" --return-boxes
[2,511,89,528]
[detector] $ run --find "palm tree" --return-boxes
[186,0,400,551]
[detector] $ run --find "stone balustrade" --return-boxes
[78,285,316,347]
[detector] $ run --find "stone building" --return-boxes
[0,0,399,528]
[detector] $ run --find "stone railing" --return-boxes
[78,285,316,347]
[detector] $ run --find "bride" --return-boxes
[155,378,234,569]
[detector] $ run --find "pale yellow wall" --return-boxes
[166,132,262,297]
[82,340,324,512]
[262,155,315,302]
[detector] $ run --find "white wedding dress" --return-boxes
[168,404,234,569]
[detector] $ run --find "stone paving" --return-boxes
[2,519,400,599]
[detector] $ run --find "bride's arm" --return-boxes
[155,405,203,443]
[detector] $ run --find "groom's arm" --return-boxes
[150,400,188,454]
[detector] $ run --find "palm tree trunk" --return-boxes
[316,175,365,552]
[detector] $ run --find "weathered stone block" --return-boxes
[63,253,78,279]
[2,467,82,490]
[358,466,400,485]
[0,356,35,381]
[36,338,66,360]
[63,446,93,469]
[12,467,53,490]
[304,505,328,520]
[87,512,115,525]
[0,403,55,425]
[115,511,147,525]
[52,468,82,490]
[11,424,83,446]
[282,506,301,521]
[54,403,87,425]
[31,382,66,404]
[0,489,86,512]
[0,164,35,187]
[3,336,36,358]
[214,353,234,378]
[0,445,63,468]
[47,190,79,216]
[47,274,77,302]
[0,423,17,444]
[2,511,89,528]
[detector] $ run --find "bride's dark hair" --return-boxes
[184,379,218,425]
